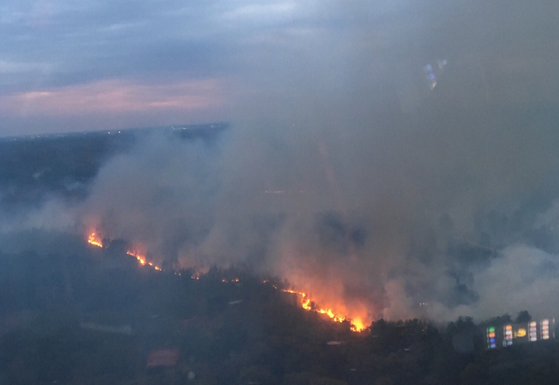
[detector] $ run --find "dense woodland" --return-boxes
[1,241,558,385]
[1,128,559,384]
[0,124,227,208]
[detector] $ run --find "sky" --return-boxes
[2,0,558,136]
[1,0,332,136]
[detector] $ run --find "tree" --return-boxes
[460,363,487,385]
[310,377,347,385]
[515,310,531,324]
[483,314,512,327]
[237,365,278,385]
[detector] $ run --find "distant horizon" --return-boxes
[0,121,230,140]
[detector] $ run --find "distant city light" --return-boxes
[486,319,555,349]
[541,319,550,340]
[504,325,513,347]
[529,321,537,342]
[487,327,497,349]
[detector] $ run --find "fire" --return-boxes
[85,232,368,332]
[221,278,240,283]
[87,231,162,272]
[87,232,103,248]
[281,288,367,332]
[125,250,162,272]
[349,318,366,333]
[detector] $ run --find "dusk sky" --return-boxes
[1,0,558,136]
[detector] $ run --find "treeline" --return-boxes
[0,246,558,385]
[0,123,228,208]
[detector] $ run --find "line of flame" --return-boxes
[87,232,162,272]
[87,233,103,248]
[279,288,366,332]
[88,232,366,331]
[126,250,162,271]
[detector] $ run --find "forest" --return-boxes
[0,240,558,385]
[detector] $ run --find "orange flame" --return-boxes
[87,231,161,271]
[281,288,367,332]
[85,233,367,331]
[87,232,103,248]
[222,278,240,283]
[126,250,162,272]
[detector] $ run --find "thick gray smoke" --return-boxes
[3,0,559,323]
[68,108,559,323]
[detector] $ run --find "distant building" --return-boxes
[487,319,555,349]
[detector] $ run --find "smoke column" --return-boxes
[3,0,559,323]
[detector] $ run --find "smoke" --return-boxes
[467,245,559,320]
[8,111,558,324]
[3,0,559,324]
[79,133,220,266]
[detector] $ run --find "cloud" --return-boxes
[221,1,298,24]
[0,78,227,117]
[3,0,558,135]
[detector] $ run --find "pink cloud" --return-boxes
[0,78,227,117]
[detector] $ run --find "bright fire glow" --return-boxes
[281,288,367,332]
[126,250,162,272]
[86,232,367,331]
[87,232,103,248]
[87,232,162,272]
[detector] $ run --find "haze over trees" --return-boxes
[0,241,557,385]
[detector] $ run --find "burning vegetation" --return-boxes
[279,288,366,332]
[2,240,555,385]
[86,231,367,332]
[87,232,162,272]
[87,232,103,248]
